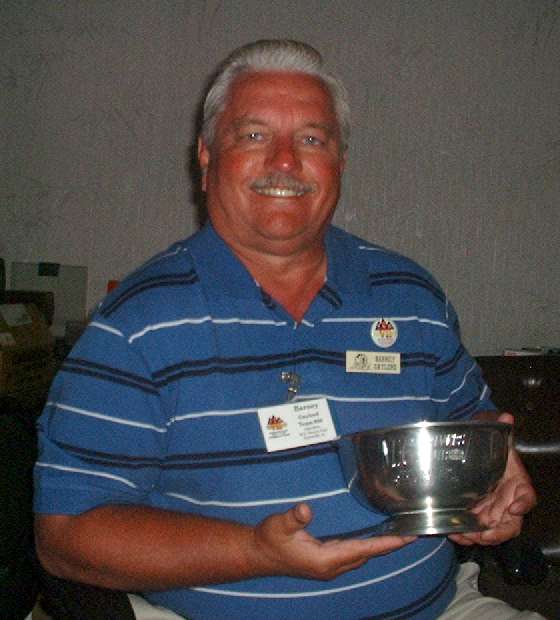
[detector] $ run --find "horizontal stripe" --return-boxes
[36,462,138,488]
[142,245,185,267]
[369,272,446,303]
[60,366,158,394]
[53,440,165,468]
[358,245,387,253]
[62,357,157,394]
[191,540,446,599]
[171,407,258,422]
[154,350,436,387]
[435,345,465,376]
[431,362,478,403]
[157,357,343,385]
[47,391,442,431]
[47,401,168,432]
[52,442,338,472]
[174,443,336,465]
[321,315,449,329]
[64,358,153,384]
[153,349,345,382]
[169,389,453,424]
[129,315,287,343]
[299,392,433,404]
[165,486,349,508]
[102,271,198,317]
[401,353,438,368]
[89,321,124,337]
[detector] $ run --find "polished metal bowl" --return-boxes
[338,420,512,536]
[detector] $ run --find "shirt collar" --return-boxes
[187,222,370,303]
[187,222,262,300]
[324,225,371,297]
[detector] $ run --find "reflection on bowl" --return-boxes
[338,420,511,536]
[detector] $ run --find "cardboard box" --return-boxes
[10,262,88,338]
[0,303,55,396]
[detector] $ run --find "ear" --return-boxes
[197,137,210,192]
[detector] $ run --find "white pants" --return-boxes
[438,562,545,619]
[128,562,546,619]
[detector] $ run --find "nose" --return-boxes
[266,137,301,172]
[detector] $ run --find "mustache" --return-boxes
[250,173,316,194]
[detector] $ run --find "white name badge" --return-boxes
[346,350,401,374]
[257,398,337,452]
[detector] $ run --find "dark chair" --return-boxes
[0,413,39,619]
[475,354,560,584]
[38,568,135,620]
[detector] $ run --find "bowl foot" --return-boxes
[370,510,484,536]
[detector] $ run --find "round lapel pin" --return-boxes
[371,318,398,348]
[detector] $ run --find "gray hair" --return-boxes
[201,39,350,151]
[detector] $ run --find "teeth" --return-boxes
[253,187,305,197]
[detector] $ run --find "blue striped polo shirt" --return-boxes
[34,223,494,619]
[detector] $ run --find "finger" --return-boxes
[293,502,313,525]
[449,532,481,546]
[479,519,521,544]
[486,480,536,525]
[509,490,537,515]
[485,493,512,528]
[497,411,514,425]
[364,535,417,558]
[470,496,493,515]
[323,535,415,568]
[281,503,313,535]
[371,535,416,550]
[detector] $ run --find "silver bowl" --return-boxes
[338,420,512,536]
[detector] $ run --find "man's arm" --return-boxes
[449,411,537,546]
[36,503,415,591]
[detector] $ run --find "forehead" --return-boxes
[219,71,338,128]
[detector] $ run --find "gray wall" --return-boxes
[2,0,559,355]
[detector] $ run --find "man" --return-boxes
[35,40,539,619]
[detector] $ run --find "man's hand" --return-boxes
[449,412,537,547]
[252,502,415,580]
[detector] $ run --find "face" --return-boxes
[198,71,346,259]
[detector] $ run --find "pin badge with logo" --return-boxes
[371,318,398,348]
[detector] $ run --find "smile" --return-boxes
[252,186,308,197]
[250,174,316,198]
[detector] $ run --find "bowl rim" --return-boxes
[342,419,512,439]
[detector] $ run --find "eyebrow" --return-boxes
[302,122,336,135]
[231,117,268,129]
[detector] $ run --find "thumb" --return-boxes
[282,503,313,535]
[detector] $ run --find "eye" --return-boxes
[302,135,324,146]
[246,131,265,142]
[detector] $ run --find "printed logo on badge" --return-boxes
[266,415,287,431]
[371,318,398,348]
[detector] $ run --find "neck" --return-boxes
[233,241,328,322]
